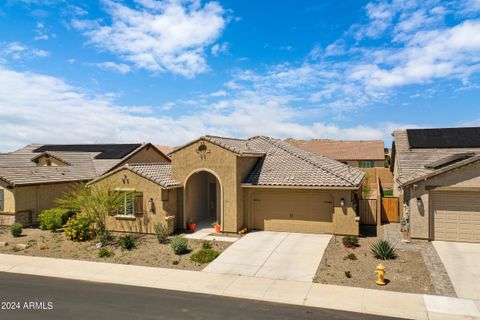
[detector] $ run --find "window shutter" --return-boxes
[0,189,4,212]
[134,192,144,217]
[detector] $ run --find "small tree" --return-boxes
[57,183,123,243]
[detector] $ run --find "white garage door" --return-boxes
[432,191,480,243]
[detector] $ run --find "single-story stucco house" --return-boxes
[89,135,365,236]
[0,143,170,226]
[286,139,386,168]
[391,127,480,243]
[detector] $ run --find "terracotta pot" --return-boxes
[187,223,196,232]
[214,224,221,233]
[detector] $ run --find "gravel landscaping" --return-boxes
[314,235,435,294]
[0,226,231,270]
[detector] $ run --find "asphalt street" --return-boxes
[0,272,400,320]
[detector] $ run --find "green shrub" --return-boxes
[344,271,352,278]
[64,213,96,241]
[172,260,179,265]
[39,208,70,231]
[154,223,170,244]
[98,248,115,258]
[190,249,220,264]
[119,235,136,250]
[343,253,357,261]
[170,235,188,255]
[371,240,397,260]
[342,235,359,248]
[10,223,22,237]
[202,240,212,250]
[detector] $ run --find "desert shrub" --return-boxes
[172,260,179,265]
[64,213,96,241]
[10,223,22,237]
[170,235,188,255]
[344,271,352,278]
[119,235,136,250]
[202,240,212,250]
[154,223,170,244]
[342,235,359,248]
[343,253,358,261]
[39,208,70,231]
[371,240,397,260]
[98,248,114,258]
[190,248,220,264]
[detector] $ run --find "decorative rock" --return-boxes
[14,243,30,251]
[0,241,8,247]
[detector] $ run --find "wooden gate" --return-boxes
[381,197,399,223]
[359,199,377,225]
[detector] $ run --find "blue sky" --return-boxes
[1,0,480,151]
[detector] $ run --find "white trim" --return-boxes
[183,168,224,232]
[114,215,136,221]
[241,184,360,190]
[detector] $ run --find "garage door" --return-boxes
[432,191,480,243]
[251,190,334,234]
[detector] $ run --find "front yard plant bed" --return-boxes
[314,236,435,294]
[0,227,230,271]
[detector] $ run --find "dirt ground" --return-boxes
[314,235,435,294]
[0,226,231,270]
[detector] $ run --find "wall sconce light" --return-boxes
[148,198,155,214]
[416,197,422,207]
[340,198,345,206]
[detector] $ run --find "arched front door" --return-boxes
[184,170,222,228]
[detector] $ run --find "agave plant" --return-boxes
[371,240,397,260]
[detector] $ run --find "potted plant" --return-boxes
[212,221,221,233]
[187,218,196,232]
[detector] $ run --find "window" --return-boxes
[117,192,143,216]
[0,189,4,212]
[359,161,374,168]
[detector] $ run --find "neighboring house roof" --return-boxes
[155,145,175,155]
[0,143,164,186]
[392,128,480,186]
[174,135,364,188]
[88,163,181,189]
[285,139,385,161]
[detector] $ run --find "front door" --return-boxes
[209,182,217,217]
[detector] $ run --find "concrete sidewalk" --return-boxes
[0,254,479,320]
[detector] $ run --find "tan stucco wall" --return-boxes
[243,188,359,235]
[122,145,170,165]
[171,140,248,232]
[407,161,480,240]
[92,168,178,234]
[12,181,79,225]
[0,181,15,213]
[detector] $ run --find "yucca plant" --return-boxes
[370,240,397,260]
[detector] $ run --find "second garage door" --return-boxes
[251,190,334,234]
[432,191,480,243]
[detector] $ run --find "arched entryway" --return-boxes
[184,170,222,228]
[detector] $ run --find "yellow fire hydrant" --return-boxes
[375,263,386,286]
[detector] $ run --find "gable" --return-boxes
[425,160,480,188]
[122,145,170,164]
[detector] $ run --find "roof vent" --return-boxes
[424,152,475,170]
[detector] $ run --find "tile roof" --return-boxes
[393,129,480,185]
[0,144,148,186]
[200,135,365,187]
[155,145,175,156]
[286,139,385,161]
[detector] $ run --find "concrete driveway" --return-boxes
[433,241,480,301]
[203,231,331,282]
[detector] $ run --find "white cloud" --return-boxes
[96,61,131,74]
[73,0,227,77]
[0,42,49,62]
[211,42,228,56]
[0,66,404,152]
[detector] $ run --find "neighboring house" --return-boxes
[391,127,480,243]
[90,135,365,236]
[0,143,170,226]
[155,145,174,156]
[286,139,386,168]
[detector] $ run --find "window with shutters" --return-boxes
[0,189,4,212]
[117,191,143,216]
[359,161,374,168]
